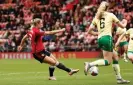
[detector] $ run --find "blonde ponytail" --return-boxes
[96,1,109,19]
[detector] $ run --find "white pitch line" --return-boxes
[0,72,132,81]
[0,71,132,76]
[0,68,132,76]
[0,72,48,76]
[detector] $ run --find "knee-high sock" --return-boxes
[55,62,71,73]
[112,60,122,80]
[89,59,109,67]
[49,66,55,77]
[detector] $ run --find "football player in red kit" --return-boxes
[18,18,79,80]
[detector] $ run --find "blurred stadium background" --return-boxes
[0,0,133,85]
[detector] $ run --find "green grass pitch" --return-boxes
[0,58,132,85]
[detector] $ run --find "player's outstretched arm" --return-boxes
[117,19,127,28]
[45,28,65,35]
[18,34,28,51]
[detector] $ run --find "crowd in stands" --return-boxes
[0,0,133,52]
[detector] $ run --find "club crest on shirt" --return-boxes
[41,54,45,56]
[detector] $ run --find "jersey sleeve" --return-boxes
[116,27,127,35]
[123,28,127,33]
[116,27,120,34]
[111,13,120,23]
[126,29,130,35]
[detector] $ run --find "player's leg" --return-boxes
[42,50,79,80]
[84,50,113,75]
[119,42,128,62]
[50,54,79,75]
[48,66,56,80]
[42,50,79,76]
[84,35,113,75]
[123,43,128,62]
[33,51,56,80]
[112,50,130,84]
[42,50,56,80]
[127,51,133,63]
[44,56,79,76]
[88,50,112,66]
[45,50,79,75]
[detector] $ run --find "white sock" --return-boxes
[89,59,108,67]
[112,64,122,80]
[123,53,127,60]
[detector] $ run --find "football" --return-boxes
[89,66,99,76]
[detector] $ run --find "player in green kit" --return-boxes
[115,24,128,62]
[84,1,130,84]
[116,28,133,63]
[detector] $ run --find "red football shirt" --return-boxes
[27,27,45,53]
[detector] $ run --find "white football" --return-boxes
[89,66,99,76]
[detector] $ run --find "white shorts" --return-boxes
[127,51,133,58]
